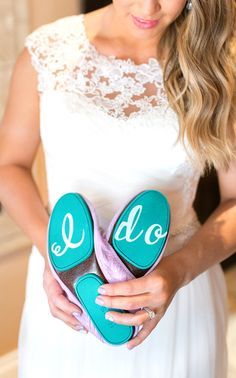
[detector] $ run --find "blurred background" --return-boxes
[0,1,235,377]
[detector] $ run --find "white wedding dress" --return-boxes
[18,13,228,378]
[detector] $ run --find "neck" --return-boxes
[104,5,163,58]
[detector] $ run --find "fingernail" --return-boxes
[78,328,88,334]
[74,325,85,331]
[95,297,104,305]
[72,311,81,319]
[105,313,114,322]
[98,286,106,294]
[127,345,134,350]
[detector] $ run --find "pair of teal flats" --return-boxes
[47,190,170,345]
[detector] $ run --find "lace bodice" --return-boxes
[25,14,169,121]
[25,13,202,254]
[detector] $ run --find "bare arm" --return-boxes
[172,162,236,286]
[0,48,84,331]
[0,48,49,260]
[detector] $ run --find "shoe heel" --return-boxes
[74,273,134,345]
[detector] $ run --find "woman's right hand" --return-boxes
[43,265,88,333]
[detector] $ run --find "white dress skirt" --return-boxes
[18,13,228,378]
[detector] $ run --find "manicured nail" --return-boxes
[95,296,104,305]
[72,311,81,319]
[79,329,88,334]
[74,325,85,331]
[105,313,114,322]
[98,286,106,294]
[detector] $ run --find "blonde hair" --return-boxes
[158,0,236,173]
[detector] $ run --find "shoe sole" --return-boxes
[111,190,170,276]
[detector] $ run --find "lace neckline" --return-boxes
[79,13,163,70]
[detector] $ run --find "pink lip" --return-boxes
[132,15,159,29]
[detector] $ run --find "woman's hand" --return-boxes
[43,265,88,333]
[96,254,185,350]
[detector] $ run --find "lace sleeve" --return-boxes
[24,24,52,93]
[24,16,83,93]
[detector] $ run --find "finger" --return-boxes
[52,293,82,317]
[44,275,63,296]
[105,309,150,326]
[126,318,159,350]
[96,293,151,310]
[49,305,87,330]
[98,275,152,297]
[66,321,88,333]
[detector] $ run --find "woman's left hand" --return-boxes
[96,254,185,350]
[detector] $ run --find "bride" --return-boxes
[0,1,235,377]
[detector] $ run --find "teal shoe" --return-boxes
[103,190,170,279]
[47,192,134,345]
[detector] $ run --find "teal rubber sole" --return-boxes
[74,274,134,345]
[112,190,170,270]
[48,192,134,345]
[48,193,94,272]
